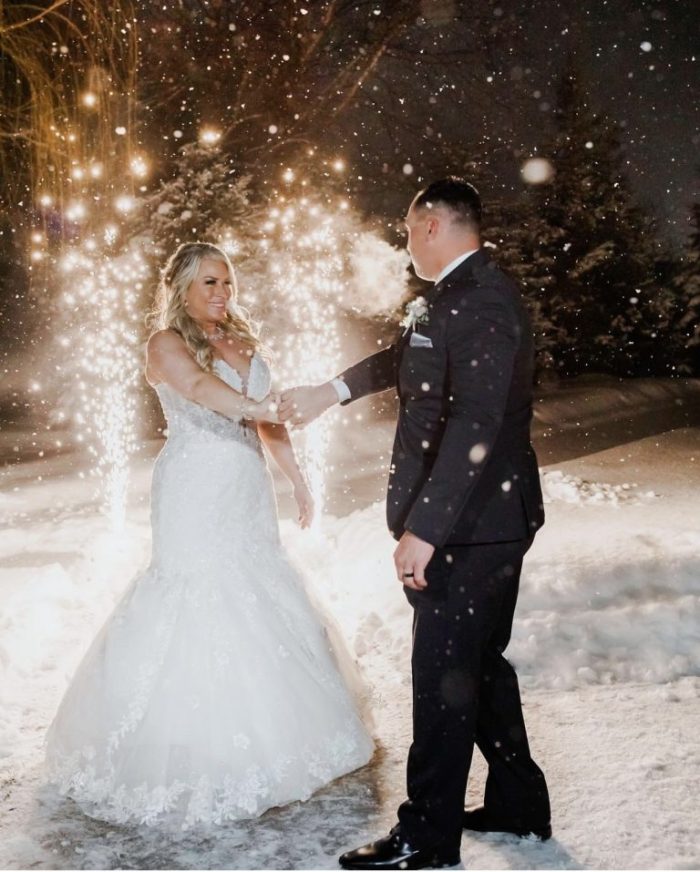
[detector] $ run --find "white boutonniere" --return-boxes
[400,296,430,335]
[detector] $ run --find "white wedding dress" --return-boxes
[45,353,373,828]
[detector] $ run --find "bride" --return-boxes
[45,241,373,828]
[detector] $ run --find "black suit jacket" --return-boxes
[336,248,544,548]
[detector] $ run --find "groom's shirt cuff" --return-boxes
[331,378,351,404]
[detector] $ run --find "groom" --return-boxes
[279,177,551,870]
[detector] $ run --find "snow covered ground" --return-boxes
[1,384,699,869]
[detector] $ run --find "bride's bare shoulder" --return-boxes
[147,329,186,355]
[145,330,193,386]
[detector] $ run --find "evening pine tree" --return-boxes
[534,70,674,376]
[137,141,258,263]
[483,195,567,377]
[674,203,700,373]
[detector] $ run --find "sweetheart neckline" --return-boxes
[213,353,257,397]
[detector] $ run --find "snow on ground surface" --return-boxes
[1,379,699,869]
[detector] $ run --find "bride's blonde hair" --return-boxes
[149,242,269,371]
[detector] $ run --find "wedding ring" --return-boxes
[403,572,415,578]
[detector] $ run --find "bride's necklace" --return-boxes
[205,325,225,342]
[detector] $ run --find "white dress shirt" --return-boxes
[331,248,480,404]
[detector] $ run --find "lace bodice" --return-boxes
[154,354,271,448]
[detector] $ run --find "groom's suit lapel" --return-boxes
[396,248,491,374]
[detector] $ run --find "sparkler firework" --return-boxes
[59,240,148,530]
[261,195,346,523]
[38,125,406,534]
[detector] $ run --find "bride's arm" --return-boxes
[257,422,314,528]
[147,330,279,422]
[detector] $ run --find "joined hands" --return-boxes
[244,391,281,424]
[279,383,338,429]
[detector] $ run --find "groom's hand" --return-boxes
[279,383,338,429]
[394,531,435,591]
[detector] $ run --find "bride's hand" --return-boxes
[279,384,338,429]
[294,481,314,529]
[244,392,281,423]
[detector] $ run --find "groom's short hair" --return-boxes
[414,177,482,231]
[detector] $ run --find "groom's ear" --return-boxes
[426,216,440,237]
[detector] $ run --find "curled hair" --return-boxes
[148,242,270,371]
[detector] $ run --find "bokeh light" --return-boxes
[520,157,555,185]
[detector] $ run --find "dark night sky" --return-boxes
[336,0,699,246]
[554,0,698,239]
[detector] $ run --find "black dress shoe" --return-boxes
[463,806,552,841]
[339,829,461,870]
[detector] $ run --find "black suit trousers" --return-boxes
[397,538,550,852]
